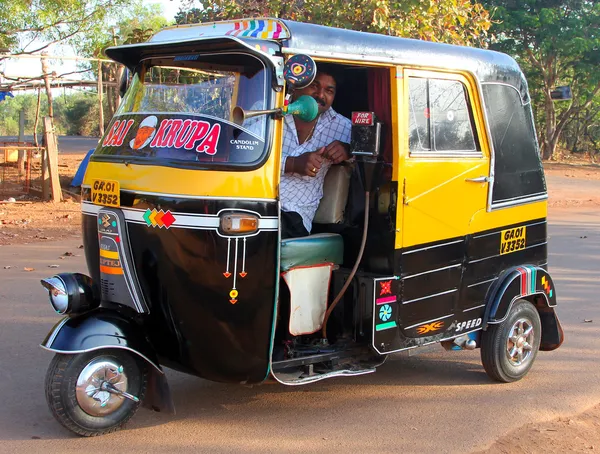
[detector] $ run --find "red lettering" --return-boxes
[174,120,197,148]
[114,120,134,146]
[196,124,221,155]
[102,121,121,146]
[164,119,183,147]
[184,121,210,150]
[150,119,173,148]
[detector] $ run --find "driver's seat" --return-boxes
[280,164,351,336]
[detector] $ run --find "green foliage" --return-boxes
[0,91,104,136]
[0,0,132,55]
[175,0,492,46]
[483,0,600,158]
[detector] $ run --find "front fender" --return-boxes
[484,265,563,351]
[41,308,161,373]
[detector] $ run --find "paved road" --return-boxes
[0,207,599,453]
[0,135,99,155]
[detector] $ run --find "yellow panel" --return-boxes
[400,157,489,247]
[84,92,286,200]
[469,201,547,234]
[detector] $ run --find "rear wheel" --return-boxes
[45,349,148,436]
[480,299,541,383]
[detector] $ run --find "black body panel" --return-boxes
[81,194,278,384]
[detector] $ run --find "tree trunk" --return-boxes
[40,53,54,122]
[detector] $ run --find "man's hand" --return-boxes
[287,148,326,177]
[323,140,350,164]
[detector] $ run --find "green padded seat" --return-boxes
[280,233,344,272]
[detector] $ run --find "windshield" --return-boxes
[94,51,271,167]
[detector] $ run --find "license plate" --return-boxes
[91,179,120,207]
[500,226,526,255]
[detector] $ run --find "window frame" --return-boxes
[403,69,485,159]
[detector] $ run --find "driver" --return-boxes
[280,68,352,239]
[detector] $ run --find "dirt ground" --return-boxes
[1,154,600,452]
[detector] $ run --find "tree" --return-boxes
[0,0,131,57]
[482,0,600,159]
[175,0,492,47]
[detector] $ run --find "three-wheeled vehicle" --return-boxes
[40,18,564,436]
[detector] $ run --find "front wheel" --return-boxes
[480,299,541,383]
[45,349,148,436]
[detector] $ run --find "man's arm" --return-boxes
[285,149,327,177]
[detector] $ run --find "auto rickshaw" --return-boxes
[39,18,564,436]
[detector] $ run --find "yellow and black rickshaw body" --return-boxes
[39,19,563,436]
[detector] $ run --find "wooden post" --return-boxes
[18,108,25,174]
[98,62,104,136]
[43,116,63,202]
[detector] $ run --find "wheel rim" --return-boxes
[506,317,535,367]
[76,357,130,417]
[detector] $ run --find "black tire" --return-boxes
[45,349,148,436]
[480,299,541,383]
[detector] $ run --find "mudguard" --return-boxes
[41,308,175,413]
[483,265,563,351]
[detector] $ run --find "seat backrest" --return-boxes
[313,164,352,224]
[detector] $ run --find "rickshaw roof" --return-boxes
[105,18,528,95]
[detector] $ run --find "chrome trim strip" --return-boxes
[272,367,376,386]
[490,193,548,210]
[403,263,461,280]
[402,288,457,305]
[409,151,484,158]
[82,202,279,230]
[463,304,486,312]
[403,239,463,255]
[467,278,497,288]
[40,345,163,373]
[404,313,455,330]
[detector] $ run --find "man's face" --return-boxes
[293,72,337,115]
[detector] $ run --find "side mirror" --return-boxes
[550,86,572,101]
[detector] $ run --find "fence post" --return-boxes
[18,108,25,174]
[43,117,63,202]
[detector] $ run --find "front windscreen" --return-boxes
[94,51,271,168]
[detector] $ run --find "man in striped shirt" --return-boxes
[280,69,352,238]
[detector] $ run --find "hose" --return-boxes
[321,191,370,340]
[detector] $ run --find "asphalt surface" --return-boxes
[0,207,599,453]
[0,135,99,155]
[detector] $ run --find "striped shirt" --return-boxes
[280,107,352,232]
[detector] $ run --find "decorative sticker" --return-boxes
[283,54,316,89]
[143,209,176,229]
[500,226,526,255]
[379,280,392,296]
[416,321,445,335]
[379,304,393,322]
[516,266,536,296]
[541,275,553,298]
[222,236,249,304]
[376,321,397,331]
[455,318,482,332]
[96,113,265,165]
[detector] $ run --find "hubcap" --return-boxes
[506,318,535,367]
[76,357,130,416]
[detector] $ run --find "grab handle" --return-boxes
[465,176,490,183]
